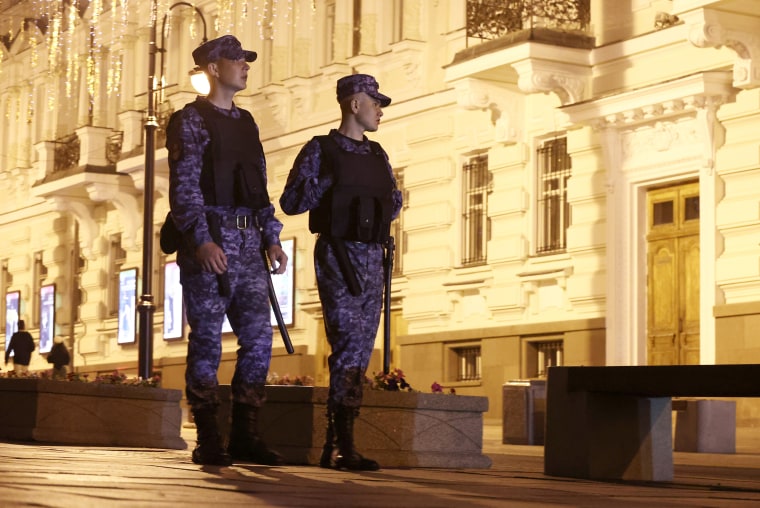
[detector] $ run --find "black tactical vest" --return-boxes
[309,135,394,243]
[189,99,270,209]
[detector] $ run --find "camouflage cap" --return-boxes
[336,74,391,107]
[192,35,257,67]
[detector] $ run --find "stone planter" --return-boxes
[0,378,186,450]
[218,385,491,468]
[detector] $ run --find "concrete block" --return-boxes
[502,380,546,445]
[0,378,186,449]
[674,399,736,453]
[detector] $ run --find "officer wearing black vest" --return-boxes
[280,74,403,470]
[166,35,288,467]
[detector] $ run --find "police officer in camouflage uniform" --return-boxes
[166,35,288,467]
[280,74,402,471]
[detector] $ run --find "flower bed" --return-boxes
[218,384,491,468]
[0,377,186,450]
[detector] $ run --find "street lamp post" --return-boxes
[138,0,160,380]
[138,1,207,379]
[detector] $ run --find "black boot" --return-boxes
[319,409,337,468]
[191,406,232,466]
[227,402,284,465]
[333,406,380,471]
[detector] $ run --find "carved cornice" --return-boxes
[31,172,141,258]
[451,78,524,145]
[445,40,591,107]
[512,58,589,105]
[589,93,728,131]
[84,180,140,251]
[684,8,760,89]
[47,197,100,260]
[561,71,735,128]
[561,71,736,174]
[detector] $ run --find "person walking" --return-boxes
[166,35,288,467]
[47,336,71,380]
[5,320,35,374]
[280,74,402,470]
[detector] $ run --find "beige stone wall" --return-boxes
[715,302,760,425]
[398,318,605,422]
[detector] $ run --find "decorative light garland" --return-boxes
[0,0,311,122]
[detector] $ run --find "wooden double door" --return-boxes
[646,182,700,365]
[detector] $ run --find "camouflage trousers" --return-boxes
[180,223,273,411]
[315,236,384,410]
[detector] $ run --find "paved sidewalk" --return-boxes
[0,425,758,507]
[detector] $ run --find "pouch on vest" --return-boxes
[159,211,182,254]
[356,195,378,243]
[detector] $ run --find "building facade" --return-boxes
[1,0,759,424]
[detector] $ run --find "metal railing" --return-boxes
[466,0,590,42]
[53,133,80,173]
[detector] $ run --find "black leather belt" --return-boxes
[217,214,254,230]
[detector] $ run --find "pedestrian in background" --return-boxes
[5,319,35,374]
[47,336,71,380]
[280,74,402,470]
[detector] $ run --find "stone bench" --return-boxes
[544,364,760,482]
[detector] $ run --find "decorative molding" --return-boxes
[451,78,524,145]
[32,172,141,257]
[513,59,589,105]
[562,71,735,174]
[686,9,760,89]
[48,197,100,260]
[85,180,140,252]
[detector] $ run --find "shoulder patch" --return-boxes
[168,141,183,161]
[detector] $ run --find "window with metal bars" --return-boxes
[325,0,336,64]
[352,0,362,57]
[462,154,491,266]
[536,137,571,255]
[1,260,11,333]
[454,346,482,381]
[33,252,47,327]
[536,340,563,377]
[108,234,126,317]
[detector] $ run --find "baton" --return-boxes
[261,248,295,354]
[382,236,395,374]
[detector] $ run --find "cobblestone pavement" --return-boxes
[0,426,757,507]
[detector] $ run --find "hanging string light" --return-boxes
[47,12,61,72]
[64,0,78,99]
[242,0,249,22]
[27,81,35,124]
[107,0,128,97]
[29,29,40,67]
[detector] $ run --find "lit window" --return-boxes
[536,137,571,255]
[454,346,481,381]
[109,235,126,317]
[462,154,491,266]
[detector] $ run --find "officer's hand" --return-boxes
[196,241,228,274]
[267,244,288,274]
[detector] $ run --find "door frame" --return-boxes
[606,166,717,366]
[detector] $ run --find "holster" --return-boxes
[206,213,231,297]
[330,237,362,297]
